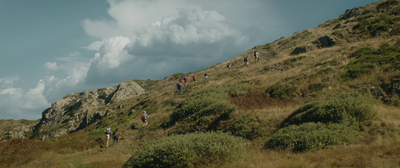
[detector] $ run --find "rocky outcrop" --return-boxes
[32,80,145,140]
[291,46,313,55]
[312,36,337,48]
[2,125,31,141]
[339,8,361,20]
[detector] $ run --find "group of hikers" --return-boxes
[104,111,150,147]
[104,127,121,148]
[104,50,261,147]
[176,72,206,94]
[243,50,260,68]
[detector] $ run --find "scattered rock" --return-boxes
[312,36,337,48]
[339,8,361,20]
[290,46,313,55]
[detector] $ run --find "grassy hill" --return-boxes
[2,0,400,167]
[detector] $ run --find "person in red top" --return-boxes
[184,75,189,87]
[192,73,197,84]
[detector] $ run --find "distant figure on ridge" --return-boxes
[192,72,197,84]
[254,50,259,62]
[141,111,150,126]
[112,128,121,147]
[204,72,210,79]
[105,127,112,148]
[184,75,189,88]
[227,61,232,70]
[244,56,249,67]
[176,80,183,94]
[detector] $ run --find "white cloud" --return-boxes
[84,40,105,51]
[96,36,131,69]
[0,79,49,119]
[44,62,58,70]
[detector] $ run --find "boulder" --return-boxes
[339,8,361,20]
[312,36,337,48]
[290,46,313,55]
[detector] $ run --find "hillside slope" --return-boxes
[2,1,400,167]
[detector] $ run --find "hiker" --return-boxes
[244,56,249,67]
[176,80,183,94]
[254,50,259,62]
[204,72,209,79]
[105,127,112,148]
[192,72,197,84]
[112,128,121,147]
[227,61,232,70]
[141,111,150,126]
[184,75,189,87]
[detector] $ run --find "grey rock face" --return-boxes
[339,8,361,20]
[312,36,336,49]
[32,80,144,140]
[291,46,313,55]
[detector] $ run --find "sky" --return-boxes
[0,0,379,120]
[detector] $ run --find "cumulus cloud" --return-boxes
[44,62,58,70]
[0,78,49,119]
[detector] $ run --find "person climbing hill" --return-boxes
[244,56,249,67]
[227,61,232,70]
[254,50,259,62]
[192,73,197,84]
[184,75,189,87]
[112,128,121,147]
[141,111,150,126]
[105,127,112,148]
[176,80,183,94]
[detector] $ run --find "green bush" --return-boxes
[308,83,328,92]
[167,84,248,125]
[194,101,237,120]
[123,132,247,168]
[230,114,262,140]
[264,122,360,152]
[281,92,376,127]
[266,85,295,100]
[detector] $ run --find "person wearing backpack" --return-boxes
[204,72,209,79]
[141,111,150,126]
[254,50,259,62]
[244,56,249,67]
[227,61,232,70]
[177,80,183,94]
[105,127,112,148]
[112,128,121,147]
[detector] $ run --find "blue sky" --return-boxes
[0,0,379,120]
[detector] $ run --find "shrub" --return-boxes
[230,114,262,140]
[167,84,248,125]
[194,101,237,120]
[308,83,328,92]
[266,85,296,100]
[281,91,376,127]
[123,132,247,168]
[264,122,360,152]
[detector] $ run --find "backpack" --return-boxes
[105,129,110,134]
[244,58,248,62]
[254,51,257,56]
[141,114,145,121]
[178,83,182,87]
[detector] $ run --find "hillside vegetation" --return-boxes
[2,0,400,167]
